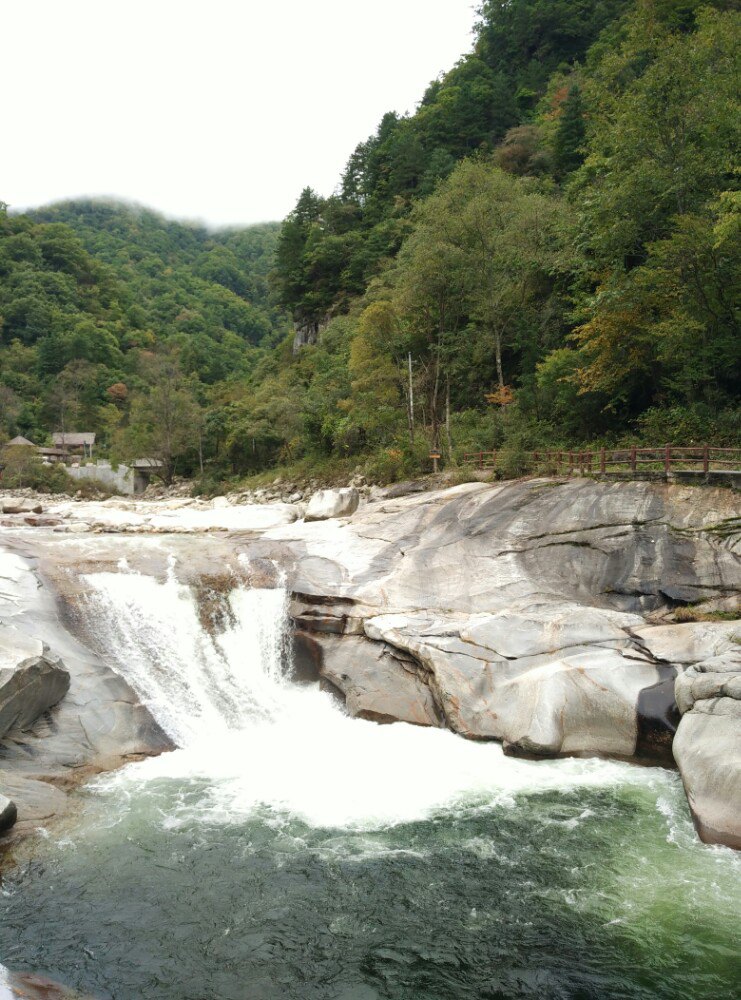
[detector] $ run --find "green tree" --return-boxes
[573,5,740,413]
[121,354,203,483]
[552,85,586,179]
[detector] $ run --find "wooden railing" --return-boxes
[463,445,741,475]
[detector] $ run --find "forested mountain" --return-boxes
[0,201,283,476]
[1,0,738,489]
[268,0,740,478]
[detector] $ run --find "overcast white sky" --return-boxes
[4,0,477,227]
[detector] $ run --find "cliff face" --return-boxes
[263,479,740,845]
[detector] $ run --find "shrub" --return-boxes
[364,447,406,484]
[636,405,741,447]
[0,446,73,493]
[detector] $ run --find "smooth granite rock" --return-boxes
[269,480,739,769]
[0,628,70,738]
[673,704,741,849]
[0,547,172,840]
[304,487,360,522]
[310,632,441,726]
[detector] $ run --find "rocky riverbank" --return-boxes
[0,545,171,848]
[0,476,738,850]
[266,478,739,847]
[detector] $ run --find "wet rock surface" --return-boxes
[0,962,91,999]
[0,795,16,833]
[272,480,738,764]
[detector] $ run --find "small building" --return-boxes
[51,432,95,459]
[6,436,36,448]
[131,458,166,493]
[38,446,70,464]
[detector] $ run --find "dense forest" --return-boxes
[1,0,739,489]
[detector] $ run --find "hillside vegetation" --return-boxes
[1,0,739,489]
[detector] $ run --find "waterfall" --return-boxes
[81,557,291,745]
[78,554,672,831]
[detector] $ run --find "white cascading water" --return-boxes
[81,556,678,831]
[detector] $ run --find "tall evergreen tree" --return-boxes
[553,84,586,179]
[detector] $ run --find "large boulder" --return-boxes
[673,702,741,849]
[661,621,741,849]
[0,628,70,738]
[304,487,359,522]
[0,793,17,833]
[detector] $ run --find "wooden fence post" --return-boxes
[600,448,606,474]
[630,446,637,473]
[703,444,709,475]
[664,443,670,474]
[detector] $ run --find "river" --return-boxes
[0,555,739,999]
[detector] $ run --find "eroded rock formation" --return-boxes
[0,477,738,850]
[275,479,740,842]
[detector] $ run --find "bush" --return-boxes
[72,478,114,499]
[364,447,407,484]
[495,442,531,479]
[190,474,230,498]
[635,405,741,447]
[0,446,73,493]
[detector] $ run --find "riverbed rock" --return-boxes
[0,962,92,999]
[2,501,43,515]
[362,606,670,757]
[673,702,741,849]
[0,793,17,833]
[304,487,360,522]
[0,629,70,738]
[0,549,172,840]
